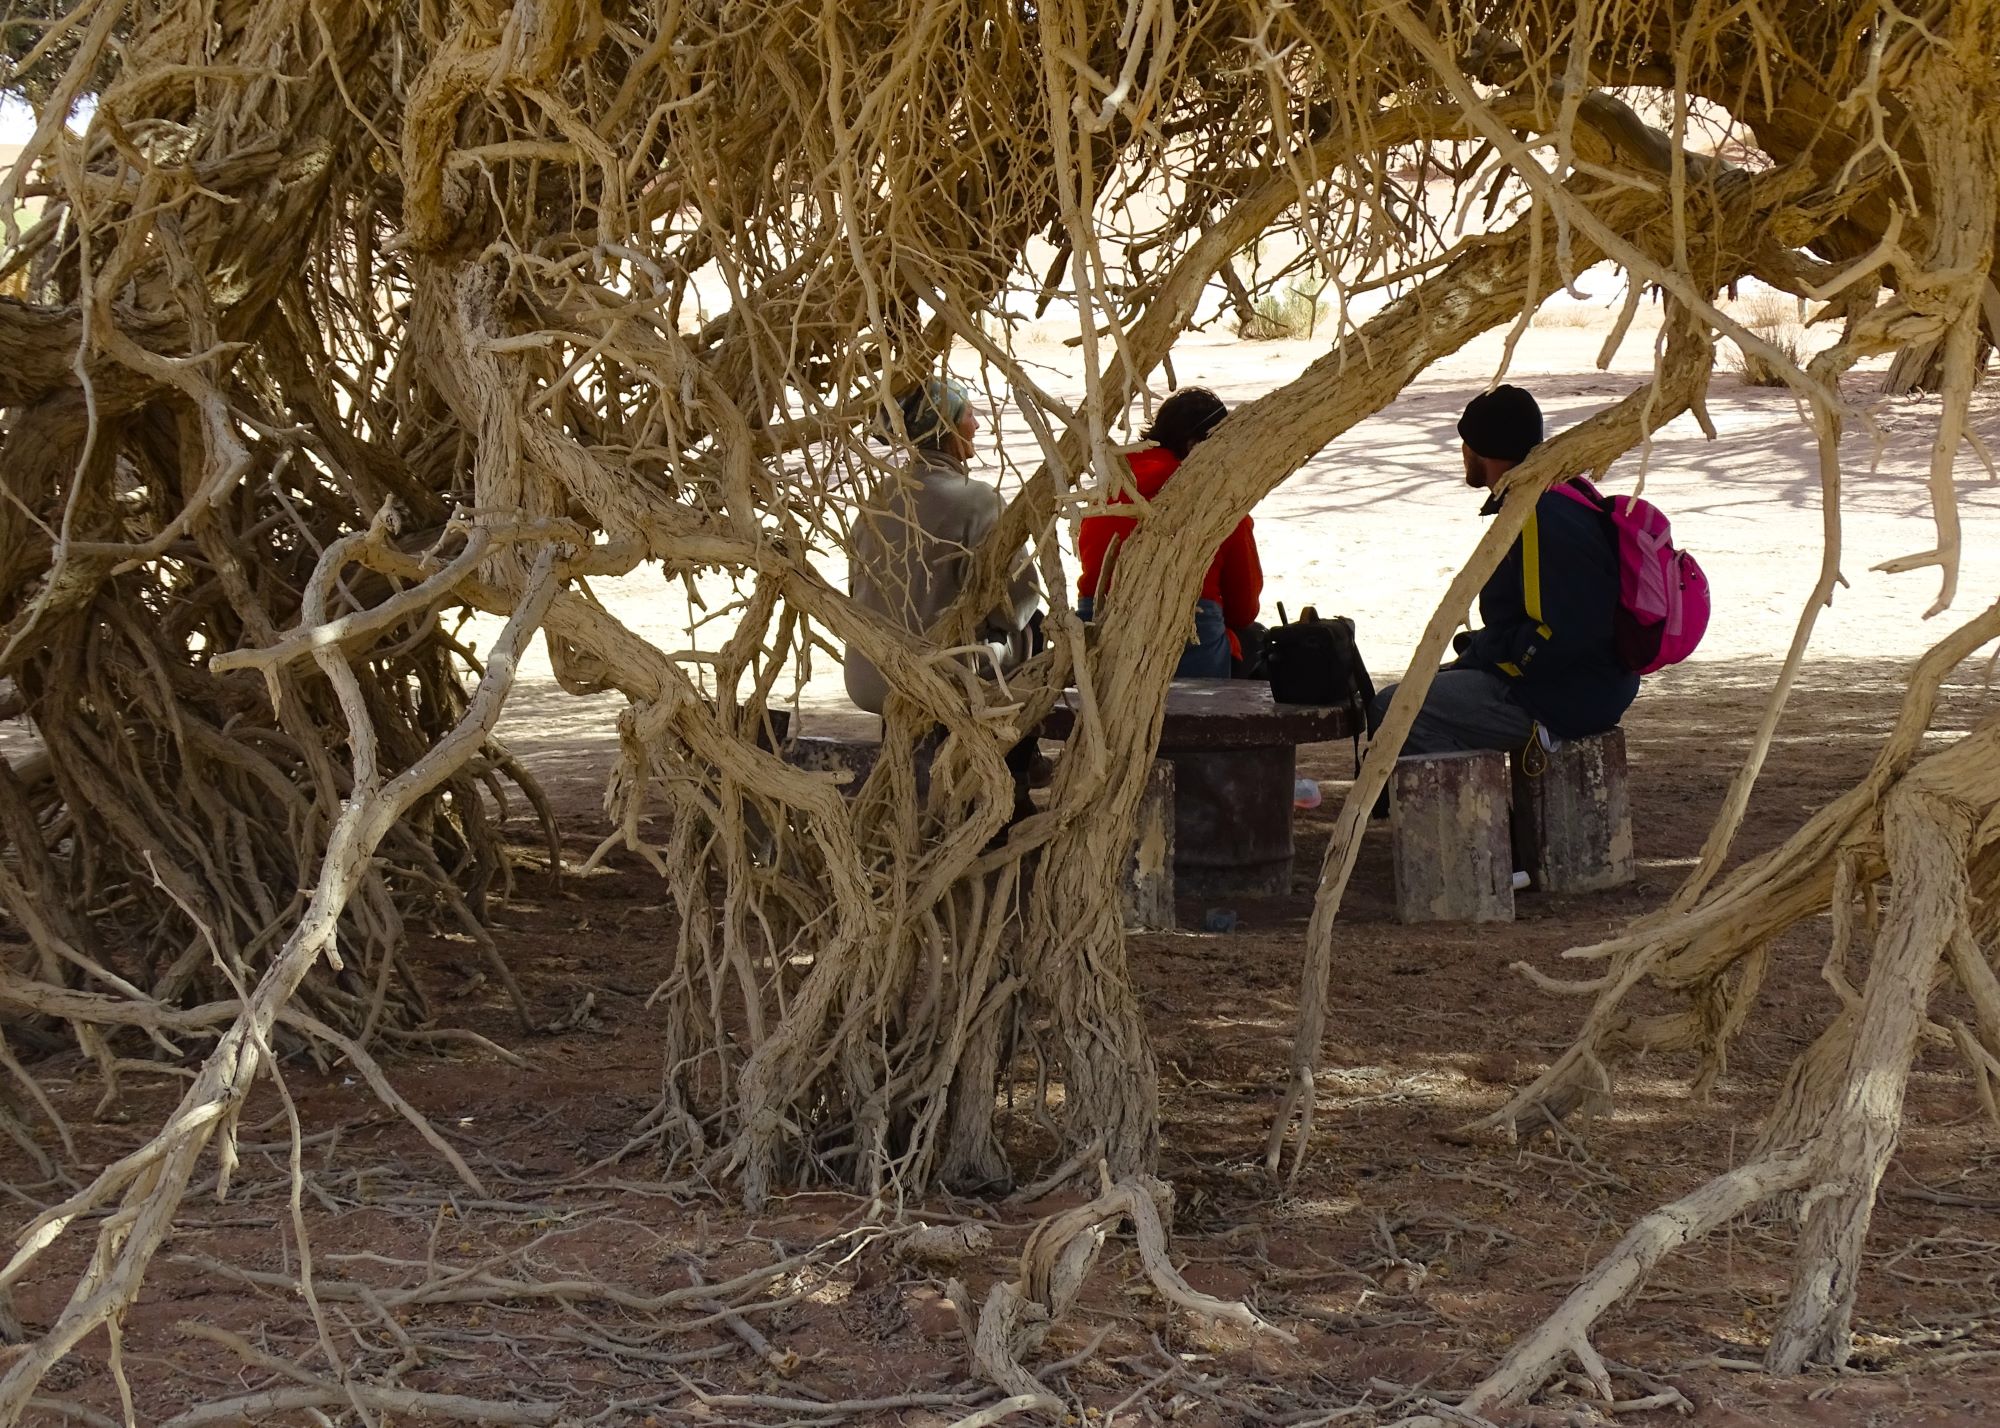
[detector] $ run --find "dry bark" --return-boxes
[0,3,1996,1418]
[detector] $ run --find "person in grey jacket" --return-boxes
[844,379,1046,812]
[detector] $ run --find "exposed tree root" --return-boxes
[1436,718,2000,1411]
[164,1318,562,1428]
[0,540,560,1423]
[965,1170,1293,1408]
[1477,597,2000,1144]
[1,1,1998,1419]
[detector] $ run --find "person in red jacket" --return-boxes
[1075,388,1262,677]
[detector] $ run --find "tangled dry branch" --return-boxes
[0,0,1995,1420]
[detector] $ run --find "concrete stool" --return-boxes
[1390,749,1514,923]
[1122,760,1175,931]
[1037,680,1354,899]
[1511,729,1634,894]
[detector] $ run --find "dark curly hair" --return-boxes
[1140,387,1228,459]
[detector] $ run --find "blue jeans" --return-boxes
[1079,596,1230,679]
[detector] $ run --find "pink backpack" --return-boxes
[1557,478,1709,674]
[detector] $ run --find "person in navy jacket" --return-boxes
[1371,385,1638,757]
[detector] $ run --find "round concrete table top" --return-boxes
[1038,677,1357,751]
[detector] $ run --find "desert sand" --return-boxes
[484,286,2000,770]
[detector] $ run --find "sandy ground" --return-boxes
[481,295,2000,780]
[13,655,2000,1427]
[3,289,1987,767]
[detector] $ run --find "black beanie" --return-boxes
[1457,384,1543,463]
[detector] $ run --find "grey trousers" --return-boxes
[1371,668,1535,757]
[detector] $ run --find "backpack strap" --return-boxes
[1514,483,1607,665]
[1552,477,1608,513]
[1518,508,1553,647]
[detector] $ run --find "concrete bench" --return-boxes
[1510,729,1634,894]
[1389,749,1515,923]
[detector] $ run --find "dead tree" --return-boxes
[0,1,1994,1421]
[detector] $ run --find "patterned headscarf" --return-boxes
[891,378,973,450]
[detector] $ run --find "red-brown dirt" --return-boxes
[7,656,2000,1426]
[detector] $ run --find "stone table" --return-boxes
[1040,678,1357,898]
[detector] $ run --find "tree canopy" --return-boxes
[1,1,1998,1421]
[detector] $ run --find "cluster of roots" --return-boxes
[0,0,1998,1421]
